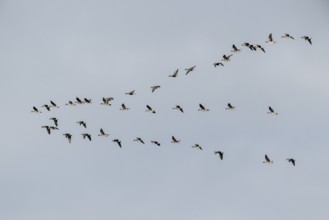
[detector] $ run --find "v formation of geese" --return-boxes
[31,32,311,166]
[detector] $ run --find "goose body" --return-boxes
[151,85,160,93]
[31,106,42,113]
[214,151,224,160]
[267,106,278,115]
[82,133,92,141]
[98,128,109,137]
[192,144,203,150]
[185,65,196,75]
[77,121,87,128]
[173,105,184,113]
[225,103,235,110]
[146,105,156,113]
[134,137,145,144]
[112,139,122,148]
[287,158,296,166]
[169,69,179,77]
[151,141,161,146]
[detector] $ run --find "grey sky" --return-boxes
[1,0,329,219]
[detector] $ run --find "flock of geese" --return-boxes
[31,33,313,167]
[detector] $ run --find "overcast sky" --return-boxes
[1,0,329,219]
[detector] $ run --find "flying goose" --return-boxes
[231,44,242,53]
[63,133,72,143]
[50,101,59,108]
[41,125,58,135]
[267,106,278,115]
[151,85,161,93]
[125,90,135,95]
[225,103,235,110]
[214,151,224,160]
[31,106,42,113]
[101,97,113,105]
[151,140,161,146]
[171,136,181,143]
[281,33,295,40]
[256,44,266,53]
[242,42,256,51]
[65,101,76,106]
[185,65,196,75]
[222,54,233,62]
[120,103,129,111]
[98,128,109,137]
[263,154,273,164]
[213,62,224,67]
[112,139,122,148]
[75,97,84,104]
[76,121,87,128]
[41,104,51,111]
[198,103,209,112]
[49,117,58,127]
[266,33,276,44]
[84,98,92,104]
[133,137,145,144]
[192,144,203,150]
[173,105,184,113]
[301,36,312,45]
[81,133,92,141]
[146,105,156,113]
[287,158,296,166]
[169,69,179,77]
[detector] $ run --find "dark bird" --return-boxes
[101,97,113,106]
[77,121,87,128]
[287,158,296,166]
[225,103,235,110]
[49,117,58,127]
[41,125,58,135]
[146,105,156,113]
[65,101,76,106]
[222,54,233,62]
[133,137,145,144]
[81,133,92,141]
[120,103,129,111]
[198,103,209,112]
[192,144,203,150]
[301,36,312,45]
[171,136,181,143]
[263,154,273,164]
[75,97,83,104]
[41,104,51,111]
[31,106,42,113]
[185,65,196,75]
[112,139,122,148]
[214,151,224,160]
[84,98,92,104]
[173,105,184,113]
[151,85,161,93]
[98,128,109,137]
[267,106,278,115]
[256,44,266,53]
[63,133,72,143]
[50,101,59,108]
[231,44,242,53]
[151,140,161,146]
[281,33,295,40]
[169,69,179,77]
[266,33,276,44]
[213,62,224,67]
[242,42,256,51]
[125,90,135,95]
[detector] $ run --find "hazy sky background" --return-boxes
[1,0,329,219]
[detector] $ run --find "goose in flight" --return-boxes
[75,97,84,104]
[222,54,233,62]
[125,90,135,95]
[267,106,278,115]
[146,105,156,113]
[256,44,266,53]
[231,44,242,53]
[84,98,92,104]
[287,158,296,166]
[77,121,87,128]
[31,106,42,113]
[49,117,58,127]
[173,105,184,113]
[120,103,129,111]
[81,133,92,141]
[301,36,312,45]
[112,139,122,148]
[213,62,224,67]
[50,101,59,108]
[63,133,72,143]
[171,136,181,143]
[263,154,273,164]
[242,42,256,51]
[185,65,196,75]
[225,103,235,110]
[65,101,76,106]
[198,103,209,112]
[41,125,58,135]
[214,151,224,160]
[100,97,113,106]
[98,128,109,137]
[266,33,276,44]
[281,33,295,40]
[169,69,179,77]
[42,104,51,111]
[151,140,161,146]
[192,144,203,150]
[133,137,145,144]
[151,85,161,93]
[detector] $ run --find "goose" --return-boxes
[151,85,160,93]
[169,69,179,77]
[213,62,224,67]
[173,105,184,113]
[185,65,196,75]
[198,103,209,112]
[98,128,109,137]
[125,90,135,95]
[49,117,58,127]
[76,121,87,128]
[63,133,72,143]
[242,42,256,51]
[146,105,156,113]
[31,106,42,113]
[287,158,296,166]
[65,101,76,106]
[192,144,203,150]
[81,133,92,141]
[75,97,83,104]
[171,136,180,143]
[263,154,273,164]
[214,151,224,160]
[266,33,276,44]
[301,36,312,45]
[41,104,51,111]
[120,103,129,111]
[267,106,278,115]
[225,103,235,110]
[50,101,59,108]
[256,44,266,53]
[231,44,242,53]
[222,54,233,62]
[112,139,122,148]
[100,97,113,106]
[41,125,58,135]
[133,137,145,144]
[84,98,92,104]
[281,33,295,40]
[151,140,161,146]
